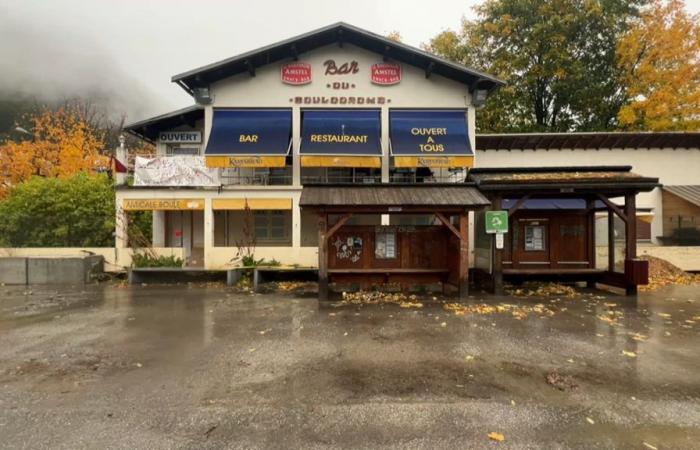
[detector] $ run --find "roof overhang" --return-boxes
[300,183,490,213]
[468,166,660,196]
[663,185,700,208]
[171,22,504,96]
[123,105,204,144]
[476,132,700,151]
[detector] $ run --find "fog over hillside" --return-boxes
[0,14,175,128]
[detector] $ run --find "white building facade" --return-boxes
[120,23,501,269]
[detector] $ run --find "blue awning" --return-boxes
[390,110,472,156]
[205,109,292,156]
[301,110,381,155]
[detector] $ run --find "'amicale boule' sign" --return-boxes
[371,63,401,85]
[281,62,312,85]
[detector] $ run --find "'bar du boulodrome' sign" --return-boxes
[159,131,201,144]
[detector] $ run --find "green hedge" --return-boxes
[0,174,116,247]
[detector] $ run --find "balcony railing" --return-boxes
[220,173,293,186]
[301,174,382,184]
[389,172,467,184]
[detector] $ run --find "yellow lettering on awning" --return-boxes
[123,199,204,211]
[309,134,369,143]
[393,156,474,168]
[212,198,292,210]
[301,155,381,168]
[205,156,287,168]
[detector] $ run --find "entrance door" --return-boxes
[512,218,550,269]
[165,211,204,267]
[552,215,589,269]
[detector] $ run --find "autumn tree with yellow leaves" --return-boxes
[617,0,700,131]
[0,102,110,198]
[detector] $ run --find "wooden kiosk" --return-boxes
[467,166,660,295]
[299,184,490,300]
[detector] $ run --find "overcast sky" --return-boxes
[1,0,698,123]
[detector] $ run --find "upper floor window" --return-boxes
[166,145,201,156]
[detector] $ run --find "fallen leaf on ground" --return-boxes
[546,371,578,391]
[622,350,637,358]
[488,432,505,442]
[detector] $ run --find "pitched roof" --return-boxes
[124,105,204,143]
[171,22,504,95]
[300,184,490,209]
[664,185,700,208]
[468,166,660,193]
[476,131,700,151]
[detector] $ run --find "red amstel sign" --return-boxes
[371,63,401,85]
[281,62,312,85]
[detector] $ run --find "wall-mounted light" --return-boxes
[194,87,213,105]
[471,88,489,107]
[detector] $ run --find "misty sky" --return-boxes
[2,0,699,123]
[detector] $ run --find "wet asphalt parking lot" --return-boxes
[0,282,698,449]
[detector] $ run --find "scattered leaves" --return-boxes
[443,302,555,319]
[341,291,424,309]
[506,282,578,298]
[639,256,700,291]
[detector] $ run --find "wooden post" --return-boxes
[492,196,504,295]
[586,198,596,288]
[318,213,329,301]
[459,212,470,300]
[624,194,637,259]
[608,209,615,272]
[624,193,637,295]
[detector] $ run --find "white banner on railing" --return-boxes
[134,156,220,187]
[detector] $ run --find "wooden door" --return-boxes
[551,215,589,269]
[512,218,550,269]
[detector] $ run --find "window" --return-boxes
[524,225,546,251]
[254,211,290,243]
[166,146,200,156]
[560,224,584,237]
[375,231,397,259]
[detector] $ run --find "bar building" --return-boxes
[121,22,698,297]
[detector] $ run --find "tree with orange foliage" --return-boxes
[0,102,110,197]
[617,0,700,131]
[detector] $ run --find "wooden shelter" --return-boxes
[299,184,490,300]
[468,166,660,295]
